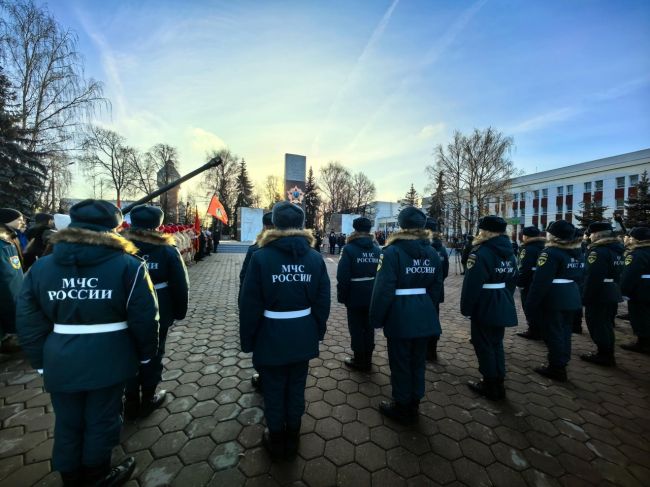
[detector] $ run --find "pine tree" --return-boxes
[304,166,320,229]
[0,70,46,212]
[575,200,609,229]
[427,172,445,219]
[401,183,419,209]
[232,159,254,235]
[624,170,650,227]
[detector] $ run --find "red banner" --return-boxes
[207,195,228,224]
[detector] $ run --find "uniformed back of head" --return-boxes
[629,226,650,241]
[522,226,541,238]
[425,217,438,232]
[353,217,372,233]
[478,215,507,234]
[69,199,123,232]
[546,220,576,241]
[130,205,164,230]
[34,212,54,226]
[587,221,613,241]
[272,201,305,230]
[398,206,426,230]
[262,212,274,228]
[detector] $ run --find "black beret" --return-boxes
[587,221,612,234]
[0,208,22,224]
[130,205,164,229]
[69,199,123,231]
[398,206,426,230]
[478,215,507,233]
[425,217,438,232]
[630,226,650,241]
[547,220,576,240]
[522,226,541,237]
[353,217,372,232]
[272,202,305,230]
[34,212,53,225]
[262,212,273,227]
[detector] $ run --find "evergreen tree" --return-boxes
[232,159,254,236]
[624,170,650,227]
[427,172,445,222]
[304,166,320,229]
[576,200,609,229]
[0,69,46,213]
[401,183,419,209]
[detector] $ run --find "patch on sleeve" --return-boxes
[376,254,384,272]
[467,254,477,269]
[9,255,21,270]
[587,251,598,265]
[625,254,633,266]
[537,252,548,267]
[519,248,526,260]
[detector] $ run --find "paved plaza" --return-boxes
[1,252,649,487]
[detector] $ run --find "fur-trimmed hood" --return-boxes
[346,231,375,244]
[545,234,583,250]
[385,228,432,246]
[522,236,546,246]
[50,227,138,255]
[122,228,176,246]
[258,228,316,249]
[0,224,17,243]
[629,240,650,250]
[588,237,622,249]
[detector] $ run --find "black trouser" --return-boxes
[258,361,309,432]
[329,244,335,254]
[471,323,505,379]
[541,309,575,368]
[387,337,428,405]
[50,383,124,473]
[520,288,541,336]
[629,300,650,338]
[585,301,617,354]
[126,326,169,393]
[347,307,374,364]
[426,302,442,356]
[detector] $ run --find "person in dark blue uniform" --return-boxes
[123,205,190,419]
[580,222,624,366]
[337,217,381,371]
[525,220,584,382]
[620,227,650,354]
[0,208,25,353]
[370,207,442,424]
[425,217,448,362]
[516,226,546,340]
[461,216,518,400]
[16,199,159,486]
[239,211,274,389]
[240,202,330,460]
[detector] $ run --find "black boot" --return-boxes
[467,379,501,401]
[60,470,83,487]
[516,328,542,340]
[344,354,371,372]
[262,429,285,461]
[139,388,166,418]
[535,364,568,382]
[410,399,420,420]
[379,401,416,424]
[83,457,135,487]
[580,351,616,367]
[251,373,262,390]
[620,338,650,354]
[285,422,301,459]
[123,391,140,421]
[495,377,506,400]
[426,339,438,362]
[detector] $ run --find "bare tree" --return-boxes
[319,161,353,226]
[350,171,376,216]
[79,126,134,205]
[200,148,238,233]
[128,148,159,197]
[1,0,106,210]
[428,127,518,235]
[262,175,283,210]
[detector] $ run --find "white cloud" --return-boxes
[187,127,228,157]
[417,123,446,139]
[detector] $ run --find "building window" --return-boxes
[616,198,624,210]
[616,177,625,189]
[542,188,548,198]
[630,175,639,186]
[541,204,547,215]
[557,202,563,213]
[534,190,539,199]
[566,185,573,195]
[557,186,563,196]
[566,201,573,213]
[595,180,603,191]
[520,192,526,200]
[584,182,592,192]
[513,208,518,217]
[513,193,518,202]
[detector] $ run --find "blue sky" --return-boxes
[50,0,650,200]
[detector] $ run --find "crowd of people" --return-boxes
[1,199,649,483]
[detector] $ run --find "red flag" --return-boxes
[207,194,228,224]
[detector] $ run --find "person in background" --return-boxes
[461,235,474,275]
[15,199,159,486]
[337,217,381,371]
[0,208,25,354]
[337,233,346,254]
[425,217,448,362]
[23,212,56,269]
[370,207,442,424]
[123,205,190,419]
[329,231,336,254]
[240,202,330,460]
[516,226,546,340]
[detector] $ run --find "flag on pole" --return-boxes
[207,194,229,224]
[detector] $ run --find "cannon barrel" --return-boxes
[121,156,223,215]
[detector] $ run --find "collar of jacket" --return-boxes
[545,235,583,249]
[49,227,138,254]
[122,229,176,246]
[346,231,375,244]
[588,237,622,249]
[630,240,650,250]
[385,228,432,246]
[522,237,546,246]
[471,232,504,248]
[0,224,16,243]
[258,228,316,248]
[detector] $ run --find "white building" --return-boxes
[490,149,649,240]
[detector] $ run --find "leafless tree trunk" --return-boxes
[262,175,283,210]
[319,161,354,226]
[350,172,376,216]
